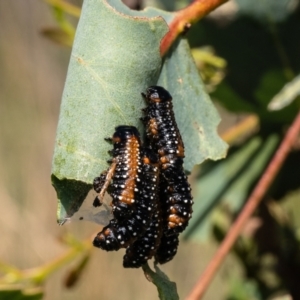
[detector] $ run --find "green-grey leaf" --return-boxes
[142,263,179,300]
[52,0,227,223]
[51,0,169,223]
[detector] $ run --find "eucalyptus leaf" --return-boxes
[52,0,227,223]
[52,0,169,223]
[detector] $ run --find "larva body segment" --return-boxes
[123,149,162,268]
[123,206,162,268]
[110,126,143,219]
[93,126,143,219]
[154,233,179,264]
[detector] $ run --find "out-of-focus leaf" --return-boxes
[192,47,227,91]
[192,47,227,69]
[235,0,297,22]
[0,287,43,300]
[281,189,300,230]
[52,0,227,223]
[64,254,90,288]
[42,0,77,46]
[41,27,74,47]
[226,276,261,300]
[44,0,81,17]
[142,263,179,300]
[52,5,76,33]
[269,295,293,300]
[268,74,300,111]
[184,134,279,241]
[189,15,300,124]
[215,70,297,124]
[254,70,298,124]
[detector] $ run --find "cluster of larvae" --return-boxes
[93,86,193,268]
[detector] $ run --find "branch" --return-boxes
[0,236,93,286]
[186,111,300,300]
[160,0,229,56]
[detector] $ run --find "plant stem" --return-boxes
[186,111,300,300]
[25,239,92,284]
[160,0,229,56]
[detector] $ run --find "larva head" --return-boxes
[145,86,172,103]
[113,126,140,143]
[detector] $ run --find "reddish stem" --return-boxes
[160,0,229,56]
[186,111,300,300]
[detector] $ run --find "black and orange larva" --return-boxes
[93,217,144,251]
[161,169,193,236]
[93,125,143,219]
[141,86,193,236]
[154,232,179,264]
[123,149,161,267]
[93,142,159,251]
[151,176,180,264]
[141,86,185,175]
[123,205,162,268]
